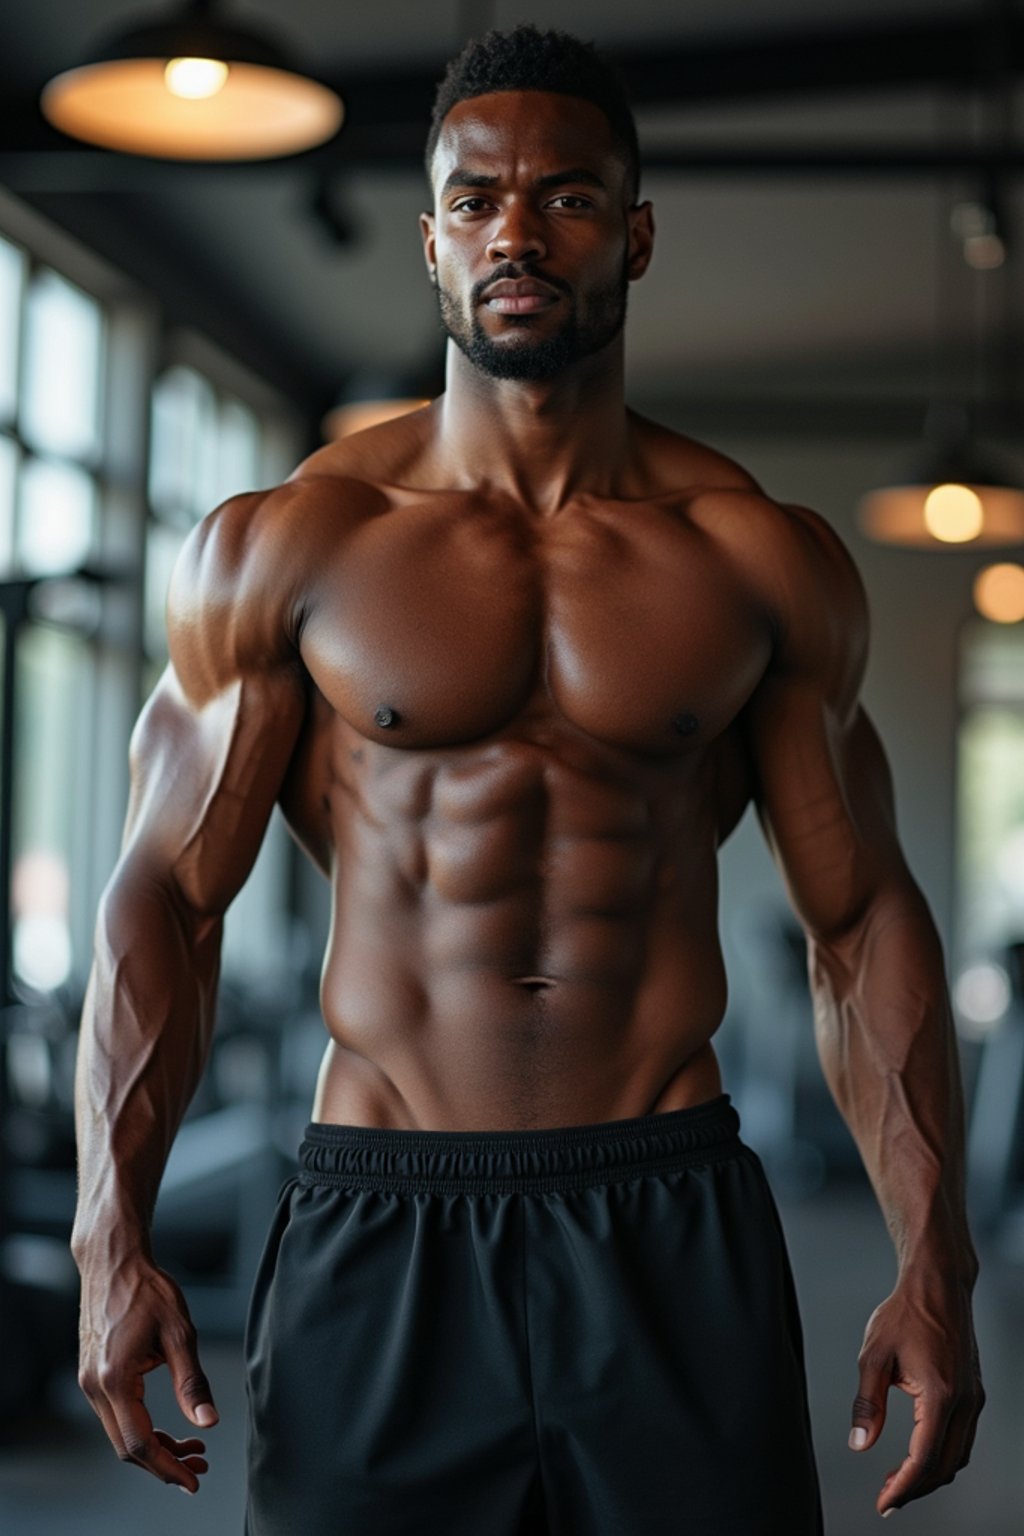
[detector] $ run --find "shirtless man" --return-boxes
[71,23,983,1535]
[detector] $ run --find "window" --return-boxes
[954,618,1024,1036]
[0,196,302,1002]
[0,231,110,993]
[143,361,291,696]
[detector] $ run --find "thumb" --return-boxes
[849,1351,890,1452]
[164,1325,219,1429]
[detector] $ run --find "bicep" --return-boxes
[745,675,907,941]
[121,659,307,918]
[744,502,910,940]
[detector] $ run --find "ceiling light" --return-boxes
[856,405,1024,548]
[321,365,444,442]
[40,0,343,161]
[323,399,431,441]
[973,563,1024,624]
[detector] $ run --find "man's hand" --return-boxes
[848,1266,984,1516]
[76,1253,219,1494]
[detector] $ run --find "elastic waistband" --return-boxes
[297,1093,743,1195]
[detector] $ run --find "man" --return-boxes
[72,23,983,1535]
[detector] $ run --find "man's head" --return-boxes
[420,25,653,383]
[425,24,641,207]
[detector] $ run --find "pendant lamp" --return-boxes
[40,0,343,161]
[857,42,1024,553]
[321,366,442,442]
[856,402,1024,548]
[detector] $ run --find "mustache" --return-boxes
[471,263,573,304]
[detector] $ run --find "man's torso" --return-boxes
[239,408,794,1130]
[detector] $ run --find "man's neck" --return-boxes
[433,337,633,515]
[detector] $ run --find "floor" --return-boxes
[1,1183,1020,1535]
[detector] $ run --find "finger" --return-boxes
[162,1326,219,1430]
[86,1388,138,1465]
[106,1379,202,1492]
[960,1376,986,1469]
[877,1386,953,1514]
[153,1430,207,1454]
[849,1351,892,1453]
[152,1430,209,1476]
[930,1395,982,1486]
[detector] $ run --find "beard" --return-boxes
[433,256,630,381]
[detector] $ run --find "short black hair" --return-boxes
[426,23,640,203]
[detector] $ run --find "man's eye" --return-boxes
[549,196,591,210]
[453,198,490,213]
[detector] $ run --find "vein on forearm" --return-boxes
[74,866,222,1241]
[806,879,971,1273]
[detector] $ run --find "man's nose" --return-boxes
[486,203,547,264]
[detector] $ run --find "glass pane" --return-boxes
[0,234,25,425]
[149,365,218,525]
[956,707,1024,960]
[959,619,1024,707]
[17,456,96,574]
[0,432,18,569]
[20,268,104,460]
[144,520,186,658]
[217,396,260,502]
[11,625,89,991]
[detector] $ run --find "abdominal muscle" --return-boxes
[308,834,729,1132]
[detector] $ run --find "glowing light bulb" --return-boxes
[973,562,1024,623]
[923,483,984,543]
[164,57,229,99]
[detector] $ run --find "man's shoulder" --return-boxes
[654,445,869,678]
[629,411,762,498]
[284,404,435,503]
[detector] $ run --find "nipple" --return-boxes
[374,704,401,729]
[672,712,699,737]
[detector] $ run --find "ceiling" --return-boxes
[1,1,1022,430]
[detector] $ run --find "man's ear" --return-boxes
[627,201,655,281]
[419,211,437,280]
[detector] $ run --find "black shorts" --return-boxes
[243,1094,823,1535]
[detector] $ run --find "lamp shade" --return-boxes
[41,7,343,160]
[856,417,1024,548]
[322,365,443,442]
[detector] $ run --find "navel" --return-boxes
[672,711,699,737]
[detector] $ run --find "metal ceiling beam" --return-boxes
[0,11,1022,186]
[4,143,1024,194]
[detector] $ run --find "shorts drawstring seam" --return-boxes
[296,1139,745,1196]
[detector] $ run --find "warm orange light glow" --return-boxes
[322,398,431,440]
[972,563,1024,624]
[42,58,343,159]
[923,483,984,542]
[856,482,1024,547]
[164,57,229,99]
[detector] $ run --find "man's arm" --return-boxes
[72,488,308,1495]
[741,499,984,1517]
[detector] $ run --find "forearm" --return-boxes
[71,861,223,1264]
[807,875,977,1285]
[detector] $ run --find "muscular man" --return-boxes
[72,24,983,1534]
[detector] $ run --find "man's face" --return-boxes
[420,91,654,382]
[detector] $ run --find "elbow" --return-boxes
[805,867,933,964]
[804,872,939,976]
[98,855,212,948]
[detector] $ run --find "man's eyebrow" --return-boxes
[535,168,606,191]
[440,169,499,196]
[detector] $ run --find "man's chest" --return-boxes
[296,492,774,757]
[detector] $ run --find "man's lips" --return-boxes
[481,279,560,314]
